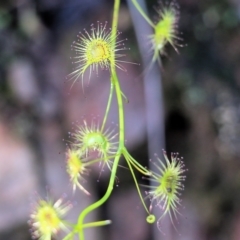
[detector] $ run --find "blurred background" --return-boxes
[1,0,240,239]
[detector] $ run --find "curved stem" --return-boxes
[131,0,155,28]
[77,153,121,240]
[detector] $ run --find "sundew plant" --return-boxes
[29,0,187,239]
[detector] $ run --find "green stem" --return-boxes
[84,155,117,166]
[77,1,122,239]
[101,82,114,132]
[131,0,155,28]
[77,72,124,240]
[63,232,74,240]
[111,0,120,50]
[111,75,125,146]
[82,220,111,229]
[125,153,150,215]
[123,148,150,175]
